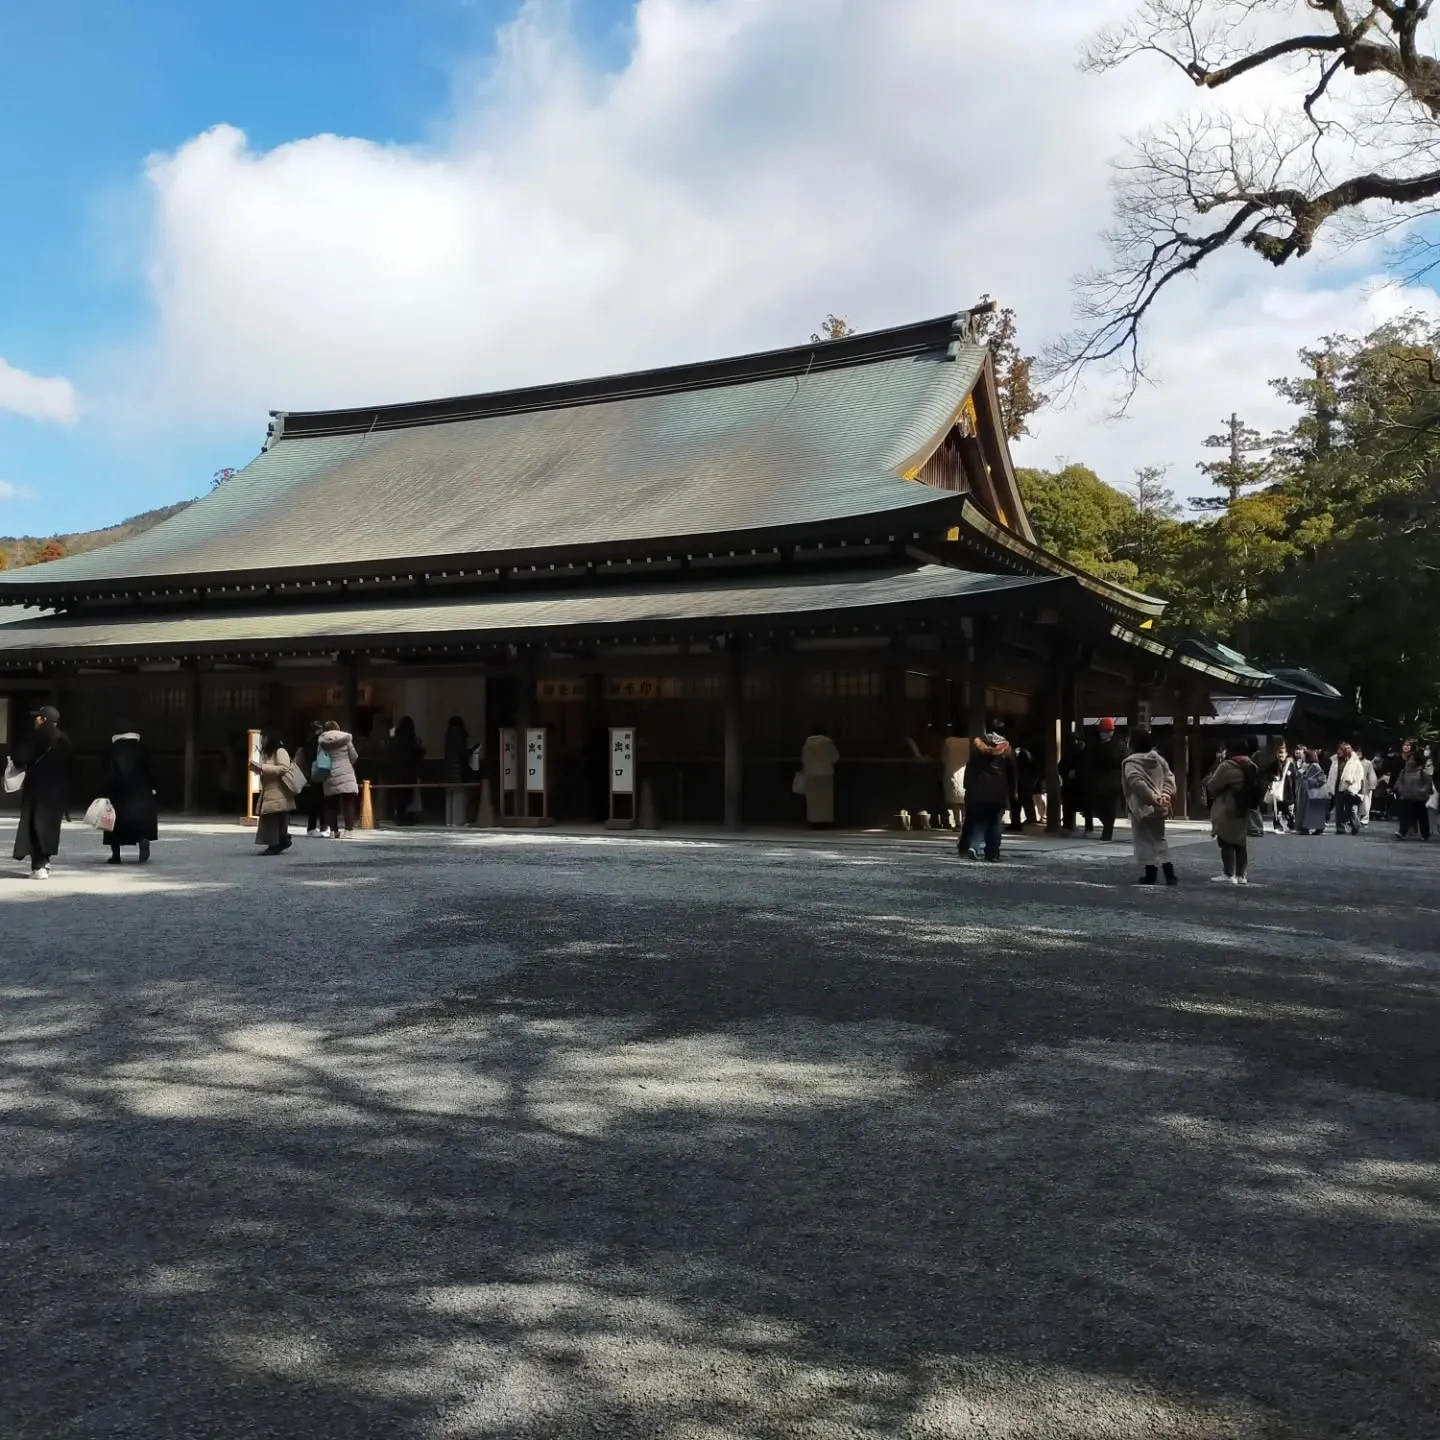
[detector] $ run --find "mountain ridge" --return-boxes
[0,500,195,571]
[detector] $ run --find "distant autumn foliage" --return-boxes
[811,315,855,343]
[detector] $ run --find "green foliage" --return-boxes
[1194,414,1276,512]
[1114,464,1181,591]
[1015,464,1138,584]
[1027,311,1440,727]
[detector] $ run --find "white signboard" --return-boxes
[246,729,263,798]
[524,727,546,794]
[500,729,518,793]
[610,726,635,797]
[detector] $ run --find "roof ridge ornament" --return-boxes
[955,300,997,349]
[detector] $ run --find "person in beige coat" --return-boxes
[799,728,840,828]
[1121,727,1177,886]
[251,732,295,856]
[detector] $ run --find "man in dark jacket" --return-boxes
[12,705,70,879]
[958,722,1017,862]
[1009,739,1042,831]
[1080,717,1128,841]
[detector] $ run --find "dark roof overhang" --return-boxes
[0,563,1069,669]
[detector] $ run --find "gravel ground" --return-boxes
[1,818,1437,1439]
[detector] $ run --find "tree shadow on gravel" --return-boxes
[2,851,1438,1439]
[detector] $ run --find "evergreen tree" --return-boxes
[1115,464,1181,591]
[1193,414,1275,512]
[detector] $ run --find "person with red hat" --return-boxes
[1080,717,1128,842]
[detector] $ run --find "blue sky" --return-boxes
[2,0,1435,538]
[0,0,632,534]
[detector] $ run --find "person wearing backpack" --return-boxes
[1207,738,1263,885]
[315,720,360,838]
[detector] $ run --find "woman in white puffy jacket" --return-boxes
[1327,743,1365,836]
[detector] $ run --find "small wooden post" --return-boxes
[359,779,375,831]
[475,777,496,828]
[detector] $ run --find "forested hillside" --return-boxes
[0,501,193,572]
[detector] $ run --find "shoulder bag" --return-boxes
[281,757,309,796]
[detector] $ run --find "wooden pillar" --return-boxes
[1172,691,1191,820]
[515,645,535,737]
[966,628,992,738]
[723,640,743,831]
[1043,670,1063,832]
[182,663,201,815]
[1189,718,1206,815]
[885,639,908,753]
[779,643,798,760]
[342,652,360,733]
[1129,680,1152,731]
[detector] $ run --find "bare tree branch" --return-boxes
[1054,0,1440,398]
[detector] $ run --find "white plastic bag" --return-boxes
[84,797,117,832]
[2,758,23,795]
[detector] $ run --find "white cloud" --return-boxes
[105,0,1440,500]
[0,356,79,424]
[0,480,35,501]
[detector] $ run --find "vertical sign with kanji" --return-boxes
[524,727,546,794]
[500,729,518,793]
[608,726,637,824]
[246,728,262,821]
[610,727,635,796]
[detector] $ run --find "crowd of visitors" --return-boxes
[935,715,1439,884]
[4,707,483,872]
[6,700,1438,881]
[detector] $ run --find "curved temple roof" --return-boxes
[0,316,992,600]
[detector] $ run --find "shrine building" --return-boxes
[0,310,1259,827]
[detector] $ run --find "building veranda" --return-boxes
[0,312,1261,828]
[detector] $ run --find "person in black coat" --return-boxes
[104,729,159,864]
[1080,718,1129,841]
[12,704,70,879]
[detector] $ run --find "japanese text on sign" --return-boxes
[604,677,658,701]
[500,729,518,793]
[610,727,635,796]
[536,679,587,702]
[525,727,546,793]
